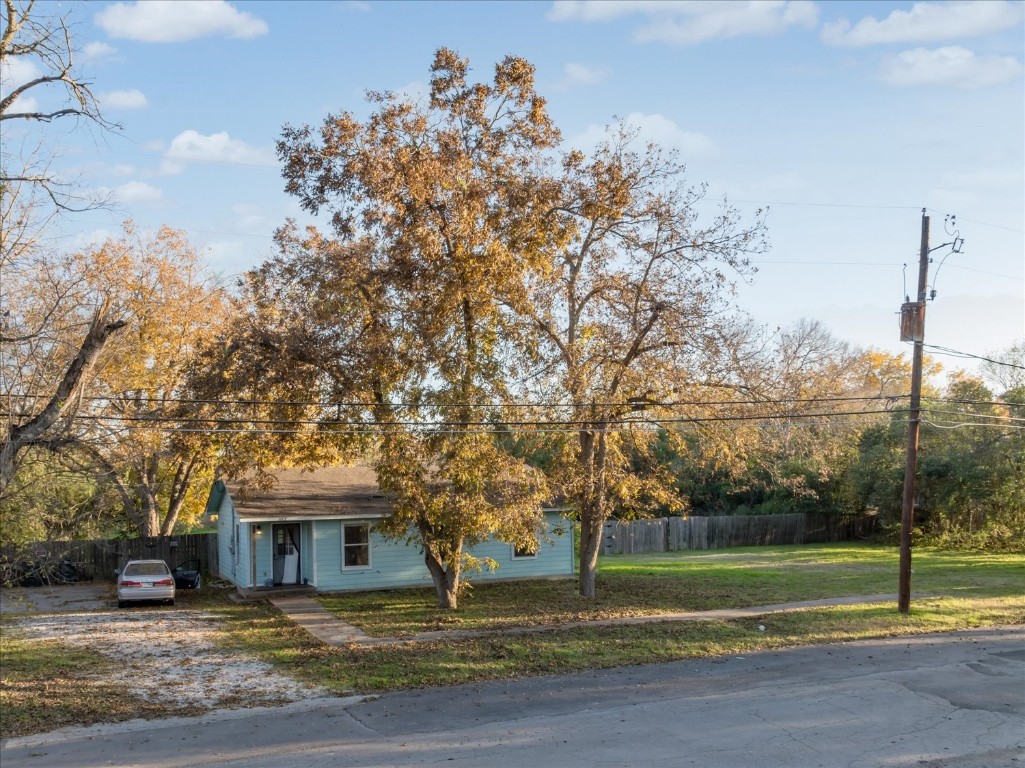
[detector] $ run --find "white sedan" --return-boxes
[116,559,176,607]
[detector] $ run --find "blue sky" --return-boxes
[8,0,1025,375]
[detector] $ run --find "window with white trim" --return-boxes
[342,523,371,570]
[512,539,538,559]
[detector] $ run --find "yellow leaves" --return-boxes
[73,222,227,395]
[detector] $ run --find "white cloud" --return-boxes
[0,56,39,112]
[106,180,163,204]
[82,41,117,61]
[1,56,39,91]
[4,94,39,114]
[341,1,371,11]
[111,163,137,177]
[161,130,276,174]
[572,113,716,157]
[549,1,667,22]
[558,62,610,88]
[99,89,148,109]
[549,1,818,45]
[95,1,268,43]
[823,1,1024,47]
[880,46,1023,89]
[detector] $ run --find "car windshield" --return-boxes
[124,563,169,576]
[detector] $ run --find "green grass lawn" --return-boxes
[2,543,1022,739]
[252,543,1022,692]
[315,543,1025,637]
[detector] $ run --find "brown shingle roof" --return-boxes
[226,466,392,519]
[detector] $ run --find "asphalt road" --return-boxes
[3,626,1023,768]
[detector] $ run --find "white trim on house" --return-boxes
[311,524,319,587]
[341,522,372,571]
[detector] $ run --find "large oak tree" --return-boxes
[221,49,558,608]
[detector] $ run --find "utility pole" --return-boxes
[898,210,930,614]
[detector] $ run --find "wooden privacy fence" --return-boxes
[603,512,868,555]
[1,533,218,583]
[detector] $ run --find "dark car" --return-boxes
[171,558,201,590]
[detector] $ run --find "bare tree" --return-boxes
[0,0,123,492]
[981,341,1025,397]
[1,0,116,211]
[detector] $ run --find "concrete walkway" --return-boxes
[269,593,915,647]
[268,595,376,645]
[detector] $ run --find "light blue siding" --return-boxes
[313,521,434,591]
[215,479,575,593]
[216,491,251,587]
[311,512,574,593]
[463,515,575,581]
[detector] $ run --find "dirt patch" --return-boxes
[11,609,329,710]
[0,584,113,615]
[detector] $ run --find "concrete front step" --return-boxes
[234,584,317,602]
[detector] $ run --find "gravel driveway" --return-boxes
[3,585,328,712]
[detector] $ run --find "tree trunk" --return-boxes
[576,426,609,598]
[424,550,460,609]
[159,456,197,537]
[139,491,160,539]
[578,511,602,598]
[0,301,126,489]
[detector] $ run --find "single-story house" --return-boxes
[207,466,575,592]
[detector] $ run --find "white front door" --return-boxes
[273,524,300,585]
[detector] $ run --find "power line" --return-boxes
[925,209,1025,234]
[922,419,1025,431]
[922,344,1025,370]
[69,412,1025,437]
[57,407,901,429]
[922,408,1025,423]
[1,392,909,409]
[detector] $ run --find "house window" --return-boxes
[342,523,371,570]
[276,526,296,556]
[512,539,538,559]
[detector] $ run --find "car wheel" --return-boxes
[117,600,125,608]
[195,575,201,589]
[169,598,175,606]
